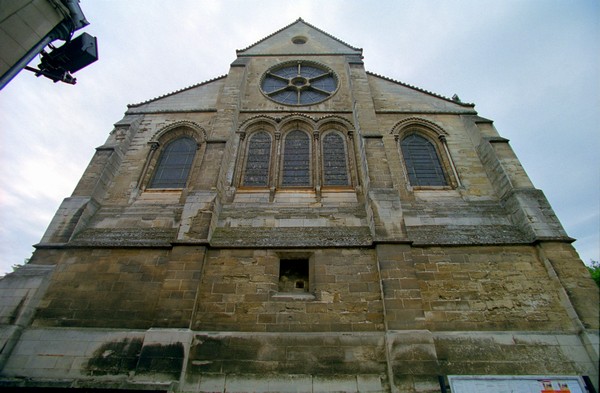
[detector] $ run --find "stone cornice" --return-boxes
[236,52,361,57]
[376,109,477,115]
[240,110,353,114]
[125,108,217,115]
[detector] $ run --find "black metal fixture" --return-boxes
[24,32,98,85]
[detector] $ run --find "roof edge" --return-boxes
[127,75,227,108]
[366,71,476,108]
[236,18,363,55]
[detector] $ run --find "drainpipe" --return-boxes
[62,0,90,30]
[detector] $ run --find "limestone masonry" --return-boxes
[0,19,597,393]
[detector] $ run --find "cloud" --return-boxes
[0,0,598,275]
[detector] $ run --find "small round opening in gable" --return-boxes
[292,36,307,44]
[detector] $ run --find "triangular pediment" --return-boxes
[237,18,362,57]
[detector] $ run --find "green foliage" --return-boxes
[588,260,600,287]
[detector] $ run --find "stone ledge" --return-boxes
[69,228,177,248]
[210,227,373,248]
[271,293,316,301]
[0,264,55,277]
[406,225,530,245]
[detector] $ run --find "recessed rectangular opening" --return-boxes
[278,259,309,293]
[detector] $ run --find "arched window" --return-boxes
[243,131,272,187]
[322,132,349,186]
[149,137,197,188]
[282,130,311,187]
[401,134,447,186]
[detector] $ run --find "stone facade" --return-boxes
[0,19,598,393]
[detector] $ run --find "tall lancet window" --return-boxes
[243,131,272,187]
[322,132,349,186]
[282,130,311,187]
[401,134,447,186]
[149,137,197,188]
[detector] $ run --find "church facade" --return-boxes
[0,19,598,393]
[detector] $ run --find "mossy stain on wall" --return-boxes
[85,338,143,376]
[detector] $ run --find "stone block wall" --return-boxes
[72,147,122,200]
[33,247,205,329]
[186,332,386,378]
[0,264,55,369]
[2,328,147,380]
[379,244,574,331]
[0,265,54,326]
[387,330,598,393]
[538,242,600,330]
[434,331,598,378]
[26,243,587,336]
[196,141,225,190]
[1,327,192,388]
[192,248,384,332]
[2,327,595,392]
[39,196,97,244]
[363,137,393,189]
[3,20,598,392]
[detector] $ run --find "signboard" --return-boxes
[448,375,587,393]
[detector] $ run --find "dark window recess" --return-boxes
[243,131,271,186]
[279,259,309,292]
[261,61,337,105]
[401,134,447,186]
[282,130,310,186]
[322,132,349,186]
[149,137,196,188]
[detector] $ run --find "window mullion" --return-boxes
[272,132,282,198]
[313,130,321,200]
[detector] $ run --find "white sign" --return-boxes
[448,375,586,393]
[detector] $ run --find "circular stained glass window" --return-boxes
[260,61,338,106]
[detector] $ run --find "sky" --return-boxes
[0,0,598,275]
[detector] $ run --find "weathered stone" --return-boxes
[0,17,597,393]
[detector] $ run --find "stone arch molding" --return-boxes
[276,115,312,135]
[238,114,354,136]
[150,120,207,146]
[238,116,279,137]
[316,115,354,136]
[391,117,462,188]
[390,117,449,138]
[131,121,207,199]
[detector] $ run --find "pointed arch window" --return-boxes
[243,131,272,187]
[149,137,197,188]
[322,131,349,186]
[282,130,311,187]
[401,134,447,186]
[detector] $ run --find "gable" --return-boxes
[368,73,476,113]
[126,76,226,114]
[237,18,362,57]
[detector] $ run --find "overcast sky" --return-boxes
[1,0,598,275]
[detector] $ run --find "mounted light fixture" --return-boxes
[25,32,98,85]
